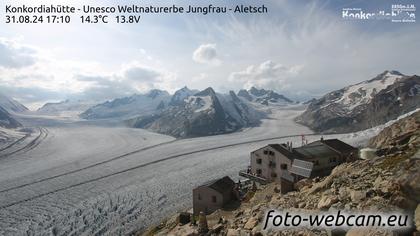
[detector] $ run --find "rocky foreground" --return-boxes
[143,111,420,236]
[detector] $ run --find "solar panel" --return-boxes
[293,159,314,169]
[290,159,314,178]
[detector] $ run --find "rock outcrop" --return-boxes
[296,71,420,133]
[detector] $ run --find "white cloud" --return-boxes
[71,63,176,102]
[229,61,303,90]
[0,38,177,108]
[192,44,221,65]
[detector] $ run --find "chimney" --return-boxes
[290,142,293,151]
[320,136,324,142]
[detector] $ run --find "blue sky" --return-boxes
[0,0,419,109]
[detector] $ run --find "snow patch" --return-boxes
[334,72,403,111]
[184,96,213,113]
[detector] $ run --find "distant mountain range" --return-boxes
[0,93,26,128]
[0,93,28,113]
[77,86,293,137]
[1,70,418,138]
[79,89,171,119]
[126,87,267,137]
[0,106,21,128]
[296,70,420,133]
[37,100,96,116]
[238,87,293,105]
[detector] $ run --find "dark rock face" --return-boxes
[0,106,21,128]
[296,71,420,133]
[237,87,292,105]
[156,101,165,110]
[237,89,252,101]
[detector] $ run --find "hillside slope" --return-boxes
[0,93,28,113]
[296,71,420,133]
[37,100,96,116]
[0,106,21,128]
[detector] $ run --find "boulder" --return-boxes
[226,228,240,236]
[338,187,349,200]
[350,190,366,203]
[294,178,313,191]
[244,217,258,230]
[317,195,339,209]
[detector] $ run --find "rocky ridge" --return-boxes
[297,71,420,133]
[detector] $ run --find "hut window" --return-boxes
[269,151,274,156]
[212,196,217,203]
[263,150,268,155]
[271,172,277,178]
[256,158,262,164]
[198,194,202,200]
[269,161,276,168]
[256,169,262,175]
[313,160,320,166]
[280,164,287,170]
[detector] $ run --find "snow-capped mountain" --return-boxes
[168,86,198,106]
[80,89,171,120]
[0,106,21,128]
[127,87,264,138]
[0,93,24,129]
[0,93,28,113]
[237,87,293,105]
[297,70,420,133]
[37,100,96,117]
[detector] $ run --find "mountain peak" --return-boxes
[0,92,29,113]
[195,87,216,97]
[169,86,196,106]
[147,89,169,99]
[385,70,404,76]
[242,87,293,104]
[367,70,405,84]
[249,87,268,97]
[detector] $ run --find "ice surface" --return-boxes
[0,105,408,235]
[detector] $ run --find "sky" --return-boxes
[0,0,419,109]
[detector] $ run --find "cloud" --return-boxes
[0,35,177,108]
[0,38,38,69]
[229,61,303,90]
[123,65,161,82]
[72,64,172,101]
[192,44,221,65]
[73,75,138,101]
